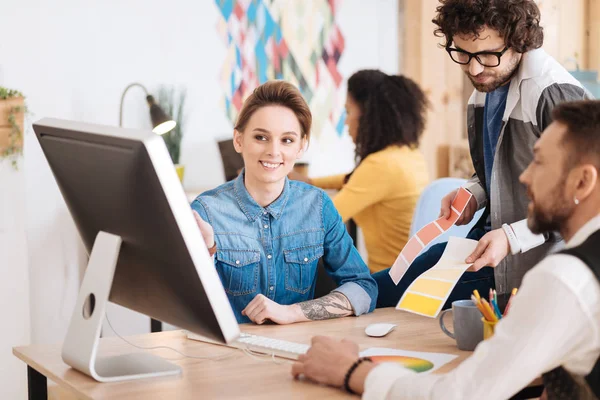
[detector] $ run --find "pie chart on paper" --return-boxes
[369,355,434,373]
[359,348,458,374]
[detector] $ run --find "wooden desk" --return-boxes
[14,308,465,399]
[14,307,544,399]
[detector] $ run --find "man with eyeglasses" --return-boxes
[373,0,592,310]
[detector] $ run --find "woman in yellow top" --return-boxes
[293,70,429,273]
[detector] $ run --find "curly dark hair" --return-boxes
[347,70,428,163]
[432,0,544,53]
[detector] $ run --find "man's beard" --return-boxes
[468,54,520,92]
[527,178,574,235]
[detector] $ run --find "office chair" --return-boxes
[217,139,244,181]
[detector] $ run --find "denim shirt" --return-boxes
[191,172,377,323]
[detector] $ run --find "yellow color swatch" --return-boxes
[422,269,464,281]
[397,293,443,317]
[410,279,454,298]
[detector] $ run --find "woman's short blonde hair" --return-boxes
[234,81,312,143]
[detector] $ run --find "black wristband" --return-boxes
[343,357,372,394]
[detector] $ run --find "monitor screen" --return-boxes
[33,118,239,343]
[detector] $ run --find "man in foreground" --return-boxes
[292,100,600,400]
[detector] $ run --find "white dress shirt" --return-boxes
[364,215,600,400]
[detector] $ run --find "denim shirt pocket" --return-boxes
[216,249,260,296]
[283,244,324,294]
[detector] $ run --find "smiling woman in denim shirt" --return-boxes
[191,81,377,324]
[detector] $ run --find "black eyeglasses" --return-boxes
[445,46,509,67]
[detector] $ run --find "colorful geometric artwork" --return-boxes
[215,0,347,138]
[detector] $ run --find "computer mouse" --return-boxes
[365,323,397,337]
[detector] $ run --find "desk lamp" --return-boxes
[119,83,176,135]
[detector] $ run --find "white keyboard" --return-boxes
[187,332,310,360]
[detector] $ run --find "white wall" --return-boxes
[0,160,30,400]
[0,0,397,396]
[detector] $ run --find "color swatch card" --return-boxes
[359,347,457,374]
[396,237,478,318]
[388,187,473,285]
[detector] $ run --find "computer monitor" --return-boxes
[32,118,240,382]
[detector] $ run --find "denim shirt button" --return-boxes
[267,254,272,259]
[303,257,308,262]
[263,224,268,229]
[269,286,274,291]
[235,260,240,265]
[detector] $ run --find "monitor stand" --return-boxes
[61,231,182,382]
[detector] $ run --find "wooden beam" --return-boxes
[559,0,587,68]
[538,0,586,68]
[538,0,560,60]
[403,0,423,81]
[588,0,600,72]
[402,0,465,179]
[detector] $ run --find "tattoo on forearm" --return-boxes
[298,292,354,321]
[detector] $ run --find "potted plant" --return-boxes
[157,86,186,182]
[0,87,26,168]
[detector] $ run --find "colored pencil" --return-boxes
[481,299,498,322]
[491,298,503,320]
[474,295,496,322]
[503,288,518,316]
[471,294,487,316]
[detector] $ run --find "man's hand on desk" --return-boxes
[292,336,373,394]
[193,210,215,249]
[242,294,302,325]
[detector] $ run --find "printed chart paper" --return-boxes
[396,237,478,318]
[389,187,473,285]
[360,347,458,374]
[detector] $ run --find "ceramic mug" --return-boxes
[439,300,484,351]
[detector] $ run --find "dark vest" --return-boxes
[542,230,600,400]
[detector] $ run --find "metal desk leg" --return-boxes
[27,366,47,400]
[151,318,163,333]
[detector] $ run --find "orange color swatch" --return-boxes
[389,188,473,285]
[452,187,472,212]
[435,209,459,231]
[417,223,443,246]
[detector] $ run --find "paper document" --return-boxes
[396,237,478,318]
[388,187,473,285]
[359,347,458,374]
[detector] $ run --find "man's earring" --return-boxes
[574,197,580,205]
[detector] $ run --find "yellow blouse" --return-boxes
[312,145,429,273]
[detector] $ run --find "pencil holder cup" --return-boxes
[482,318,498,340]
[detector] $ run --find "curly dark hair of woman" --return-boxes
[347,70,428,164]
[432,0,544,54]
